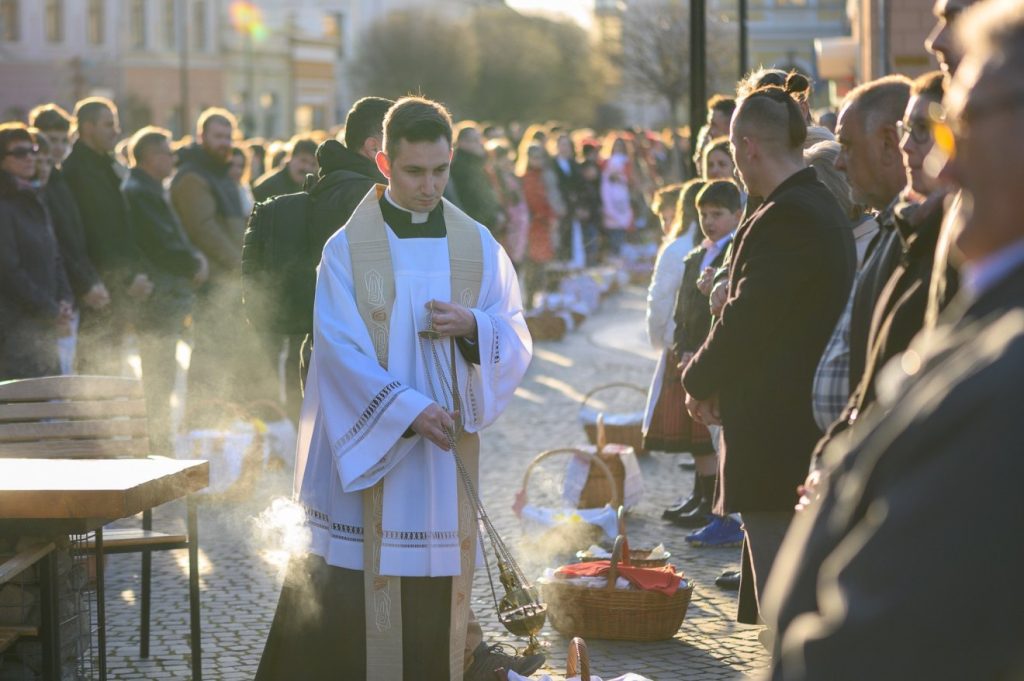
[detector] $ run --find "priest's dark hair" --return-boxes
[343,96,394,151]
[382,96,453,158]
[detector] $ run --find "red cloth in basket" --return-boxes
[555,560,683,596]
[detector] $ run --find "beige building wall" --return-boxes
[888,0,938,76]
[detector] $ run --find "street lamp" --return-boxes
[229,1,267,136]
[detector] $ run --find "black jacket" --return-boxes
[764,262,1024,681]
[0,171,71,378]
[551,156,581,210]
[672,240,730,356]
[61,140,147,285]
[682,168,856,513]
[124,168,199,326]
[812,194,945,460]
[449,148,500,231]
[253,165,303,203]
[848,200,902,388]
[308,140,386,254]
[43,167,101,297]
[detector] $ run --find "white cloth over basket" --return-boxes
[562,446,644,510]
[175,420,257,493]
[518,504,619,540]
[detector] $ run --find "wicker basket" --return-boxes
[577,507,671,568]
[566,637,590,680]
[518,448,620,552]
[525,310,568,341]
[541,536,694,641]
[579,383,647,454]
[520,448,621,511]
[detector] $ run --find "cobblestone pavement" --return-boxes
[101,286,769,680]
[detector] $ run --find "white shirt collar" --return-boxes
[384,188,431,224]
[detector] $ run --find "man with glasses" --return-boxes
[760,1,1024,678]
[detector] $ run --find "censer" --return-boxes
[419,303,548,655]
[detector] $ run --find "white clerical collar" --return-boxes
[384,188,430,224]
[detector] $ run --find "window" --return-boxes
[162,0,176,49]
[193,0,206,51]
[44,0,63,43]
[130,0,146,49]
[324,12,345,57]
[87,0,104,45]
[0,0,19,42]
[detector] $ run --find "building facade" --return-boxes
[594,0,850,128]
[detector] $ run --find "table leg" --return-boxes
[39,551,61,681]
[95,527,107,681]
[188,496,202,681]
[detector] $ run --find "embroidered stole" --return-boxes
[346,185,483,681]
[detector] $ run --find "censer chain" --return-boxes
[417,325,536,592]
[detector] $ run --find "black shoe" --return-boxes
[464,642,545,681]
[662,473,703,520]
[668,498,713,528]
[715,569,741,590]
[662,493,701,520]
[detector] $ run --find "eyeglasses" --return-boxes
[927,90,1024,163]
[896,118,932,145]
[2,145,39,159]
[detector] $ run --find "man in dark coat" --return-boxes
[682,86,856,625]
[449,123,502,233]
[550,132,582,260]
[62,97,153,375]
[762,8,1024,676]
[252,136,318,202]
[834,76,913,391]
[293,96,394,394]
[811,72,946,463]
[124,126,208,452]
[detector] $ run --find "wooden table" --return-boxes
[0,457,209,681]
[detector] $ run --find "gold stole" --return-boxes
[346,185,482,681]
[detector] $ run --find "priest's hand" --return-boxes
[426,300,477,339]
[411,403,458,451]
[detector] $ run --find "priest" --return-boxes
[255,97,534,681]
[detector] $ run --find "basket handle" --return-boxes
[606,535,626,591]
[579,382,648,411]
[566,636,590,681]
[616,505,631,566]
[518,448,621,509]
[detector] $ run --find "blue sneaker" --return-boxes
[685,515,744,548]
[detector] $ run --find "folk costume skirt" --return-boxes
[642,350,713,454]
[255,553,452,681]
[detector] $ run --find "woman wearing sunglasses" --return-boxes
[0,122,73,380]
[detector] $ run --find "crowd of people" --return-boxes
[2,0,1023,676]
[638,0,1024,677]
[0,90,697,440]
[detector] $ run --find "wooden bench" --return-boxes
[0,375,204,681]
[0,541,55,654]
